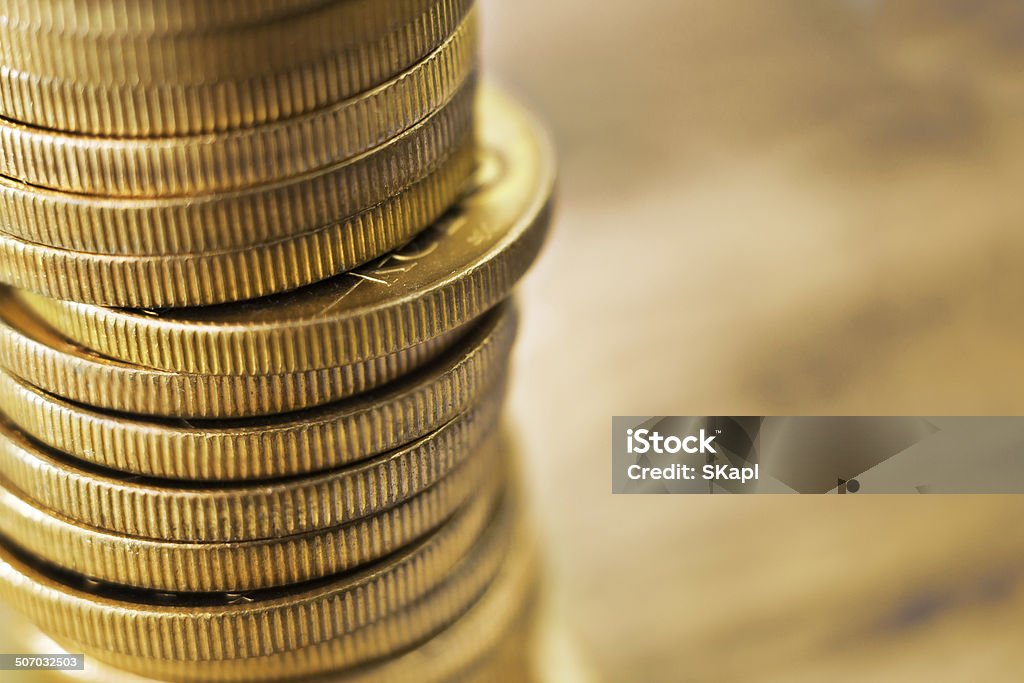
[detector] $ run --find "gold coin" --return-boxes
[0,561,537,683]
[0,78,473,258]
[0,13,477,197]
[0,0,473,136]
[23,88,556,376]
[0,478,513,665]
[0,288,460,419]
[2,1,465,84]
[0,133,474,308]
[0,500,534,681]
[0,390,502,541]
[0,303,514,480]
[1,0,330,33]
[0,444,500,592]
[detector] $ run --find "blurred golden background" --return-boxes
[486,1,1024,680]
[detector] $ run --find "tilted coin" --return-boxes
[0,14,477,197]
[0,303,514,480]
[0,288,460,418]
[0,77,474,259]
[0,479,514,663]
[23,88,556,376]
[0,390,503,541]
[0,135,475,308]
[0,444,501,592]
[0,0,473,136]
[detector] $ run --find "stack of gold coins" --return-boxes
[0,1,555,680]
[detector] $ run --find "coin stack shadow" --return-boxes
[0,2,555,681]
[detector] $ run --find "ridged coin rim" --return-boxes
[0,13,478,198]
[0,446,500,592]
[0,391,503,542]
[0,134,475,308]
[78,514,533,681]
[0,529,536,683]
[0,474,513,661]
[0,290,461,419]
[0,80,475,259]
[0,0,333,34]
[21,89,556,376]
[0,303,515,480]
[1,1,467,85]
[0,0,473,136]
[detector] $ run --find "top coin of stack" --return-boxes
[0,0,475,136]
[0,0,480,307]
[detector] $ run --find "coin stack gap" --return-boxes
[0,1,556,680]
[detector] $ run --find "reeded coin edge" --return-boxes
[0,299,461,418]
[0,135,475,307]
[0,448,501,592]
[0,1,466,86]
[0,304,515,480]
[79,520,534,681]
[0,0,473,136]
[0,393,503,542]
[0,80,475,260]
[0,10,479,198]
[0,477,515,660]
[22,90,556,375]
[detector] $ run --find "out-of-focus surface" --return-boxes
[488,1,1024,680]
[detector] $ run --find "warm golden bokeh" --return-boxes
[490,1,1024,680]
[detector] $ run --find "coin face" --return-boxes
[23,88,557,375]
